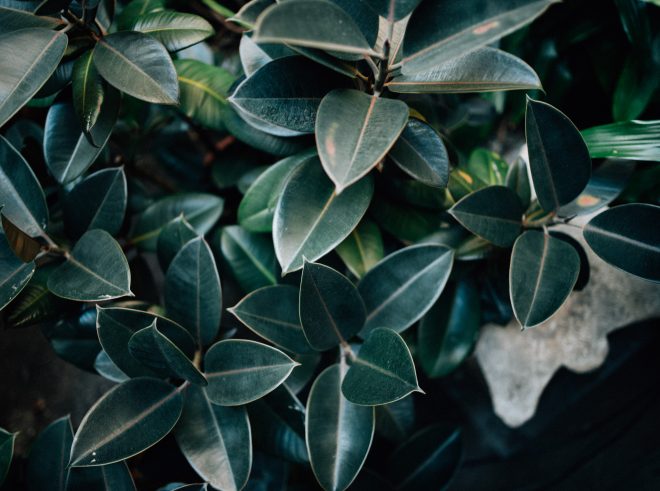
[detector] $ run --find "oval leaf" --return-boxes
[220,225,279,292]
[66,461,136,491]
[204,339,298,406]
[69,377,184,467]
[157,214,198,270]
[363,0,423,21]
[72,50,105,132]
[130,10,214,52]
[26,416,72,491]
[335,219,384,280]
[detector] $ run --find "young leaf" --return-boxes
[342,328,421,405]
[165,237,222,348]
[2,213,40,262]
[93,31,179,104]
[26,416,72,491]
[175,59,234,131]
[335,219,384,279]
[0,428,16,486]
[273,156,374,274]
[0,136,49,237]
[174,384,252,491]
[509,231,580,328]
[306,364,375,491]
[0,227,35,310]
[220,225,279,292]
[300,260,366,351]
[388,48,541,93]
[358,245,454,335]
[418,280,481,378]
[253,0,378,58]
[157,215,198,270]
[525,98,592,211]
[131,193,224,250]
[229,285,313,354]
[48,229,132,302]
[449,185,524,247]
[63,167,127,240]
[363,0,423,20]
[130,10,214,52]
[401,0,558,75]
[316,89,409,192]
[388,118,449,188]
[0,28,67,127]
[72,50,105,132]
[205,339,298,406]
[230,56,348,135]
[583,204,660,282]
[69,377,184,467]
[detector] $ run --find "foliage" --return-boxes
[0,0,658,490]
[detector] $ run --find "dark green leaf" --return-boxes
[286,352,321,393]
[300,260,366,351]
[220,225,279,292]
[94,350,129,383]
[0,226,35,310]
[317,89,409,192]
[449,185,524,247]
[229,285,313,354]
[549,231,590,292]
[375,397,415,443]
[418,280,480,378]
[342,327,421,405]
[130,10,214,52]
[5,264,59,328]
[401,0,558,75]
[614,0,651,47]
[0,28,67,127]
[63,167,127,240]
[581,120,660,161]
[363,0,422,20]
[335,219,384,279]
[230,56,349,136]
[157,215,198,270]
[0,135,48,237]
[388,118,449,188]
[66,462,136,491]
[307,363,375,491]
[274,156,374,274]
[505,157,531,210]
[228,0,272,28]
[205,339,298,405]
[69,377,184,466]
[117,0,166,29]
[510,231,580,328]
[525,97,591,211]
[0,7,64,34]
[48,229,132,301]
[0,428,16,486]
[34,0,71,15]
[165,237,222,348]
[26,416,72,491]
[131,193,224,250]
[389,48,541,93]
[72,50,105,133]
[93,31,178,104]
[612,51,660,122]
[239,33,295,77]
[174,384,252,491]
[583,204,660,282]
[358,245,454,335]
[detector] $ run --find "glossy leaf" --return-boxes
[94,350,130,383]
[66,462,136,491]
[117,0,166,29]
[335,219,384,279]
[0,28,67,127]
[317,89,409,192]
[131,193,224,250]
[157,215,198,270]
[342,327,421,405]
[4,264,58,328]
[229,285,313,354]
[72,50,105,132]
[130,10,213,52]
[0,135,48,237]
[612,52,659,122]
[583,204,660,282]
[510,231,580,328]
[300,260,366,351]
[254,0,377,58]
[389,47,541,94]
[581,120,660,162]
[0,428,16,486]
[238,149,314,232]
[97,306,194,378]
[48,229,132,301]
[358,244,454,335]
[505,157,532,210]
[0,7,64,34]
[307,363,375,491]
[286,352,321,393]
[26,416,72,491]
[375,397,415,443]
[1,213,40,262]
[239,33,294,77]
[165,237,222,348]
[220,225,279,292]
[128,320,207,386]
[63,167,127,239]
[228,0,273,28]
[363,0,422,20]
[93,31,179,104]
[44,92,120,184]
[388,118,449,188]
[449,185,524,247]
[230,56,348,135]
[0,227,35,310]
[401,0,558,75]
[175,59,234,130]
[550,231,591,292]
[175,384,252,491]
[526,98,592,211]
[69,377,184,466]
[274,156,374,274]
[205,339,298,406]
[418,280,481,378]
